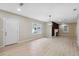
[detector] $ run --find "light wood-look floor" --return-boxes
[0,36,79,56]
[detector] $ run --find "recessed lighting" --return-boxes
[17,8,21,11]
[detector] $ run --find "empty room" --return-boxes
[0,3,79,56]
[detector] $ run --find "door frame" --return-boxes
[3,17,20,46]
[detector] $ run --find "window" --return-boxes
[63,25,69,33]
[32,23,42,34]
[60,24,69,33]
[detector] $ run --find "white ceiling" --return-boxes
[0,3,79,23]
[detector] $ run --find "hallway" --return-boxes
[0,36,79,56]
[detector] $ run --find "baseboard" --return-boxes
[17,37,44,44]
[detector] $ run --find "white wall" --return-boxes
[77,17,79,46]
[0,18,3,46]
[59,23,76,37]
[19,17,46,42]
[0,10,46,45]
[45,22,52,37]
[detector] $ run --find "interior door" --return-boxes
[4,18,19,45]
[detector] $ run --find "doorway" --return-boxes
[52,22,59,36]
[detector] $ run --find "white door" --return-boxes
[4,18,19,45]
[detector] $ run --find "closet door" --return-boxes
[4,18,19,45]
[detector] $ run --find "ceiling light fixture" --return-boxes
[49,14,52,21]
[73,8,77,11]
[17,3,24,12]
[17,8,21,11]
[48,14,53,25]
